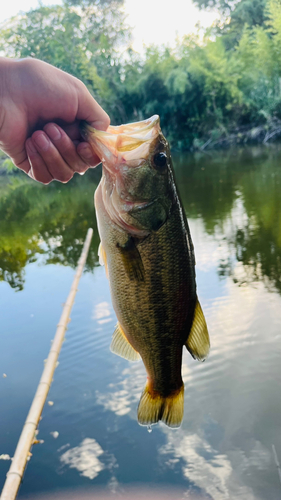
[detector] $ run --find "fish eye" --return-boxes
[153,152,167,171]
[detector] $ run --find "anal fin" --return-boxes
[110,322,141,362]
[186,298,210,361]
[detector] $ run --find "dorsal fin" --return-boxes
[110,322,141,362]
[186,299,210,361]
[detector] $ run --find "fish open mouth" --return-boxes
[80,115,161,170]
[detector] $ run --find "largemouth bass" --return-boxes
[81,115,210,428]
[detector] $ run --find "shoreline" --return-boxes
[1,121,281,176]
[191,120,281,153]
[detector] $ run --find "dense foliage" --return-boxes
[1,0,281,153]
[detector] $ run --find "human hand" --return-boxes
[0,57,110,183]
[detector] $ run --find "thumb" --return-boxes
[76,83,110,131]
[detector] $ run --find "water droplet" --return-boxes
[147,425,152,433]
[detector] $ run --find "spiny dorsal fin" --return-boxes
[186,299,210,361]
[98,242,108,278]
[110,322,141,362]
[138,383,184,428]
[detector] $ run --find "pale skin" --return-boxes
[0,57,110,184]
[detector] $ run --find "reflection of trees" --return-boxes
[174,145,281,294]
[222,153,281,293]
[0,171,101,291]
[174,148,252,234]
[231,225,281,292]
[2,145,281,294]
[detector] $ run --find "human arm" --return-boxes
[0,57,110,183]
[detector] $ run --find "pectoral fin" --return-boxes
[98,242,108,278]
[117,237,145,282]
[110,322,141,362]
[186,299,210,361]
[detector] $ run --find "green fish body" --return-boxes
[81,115,210,428]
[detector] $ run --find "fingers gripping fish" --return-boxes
[80,115,210,428]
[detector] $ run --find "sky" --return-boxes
[0,0,217,52]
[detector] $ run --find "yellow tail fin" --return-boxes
[137,383,184,428]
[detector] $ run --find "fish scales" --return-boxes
[96,183,196,395]
[81,115,210,428]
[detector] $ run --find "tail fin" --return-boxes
[137,383,184,428]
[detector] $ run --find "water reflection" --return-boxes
[0,170,101,290]
[91,274,281,498]
[2,145,281,499]
[2,146,281,295]
[88,201,281,499]
[174,145,281,295]
[159,431,272,500]
[93,301,112,325]
[60,438,105,480]
[95,363,192,420]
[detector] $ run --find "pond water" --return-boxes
[1,145,281,500]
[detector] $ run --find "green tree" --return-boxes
[222,0,268,47]
[1,0,281,154]
[194,0,267,47]
[193,0,236,16]
[194,0,266,25]
[0,0,130,118]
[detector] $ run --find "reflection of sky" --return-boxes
[2,179,281,499]
[189,196,246,274]
[60,438,105,480]
[93,274,281,498]
[159,432,271,500]
[93,301,112,325]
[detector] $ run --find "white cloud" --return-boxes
[96,363,146,418]
[159,432,262,500]
[60,438,105,480]
[92,301,113,325]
